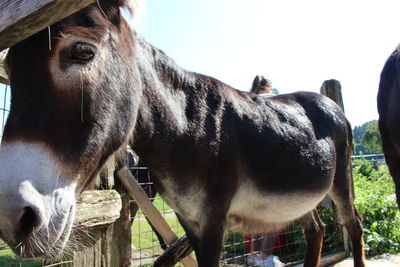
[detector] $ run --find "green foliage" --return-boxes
[353,120,383,155]
[354,157,378,177]
[224,232,245,254]
[0,249,40,267]
[361,120,382,154]
[353,123,368,155]
[353,164,400,255]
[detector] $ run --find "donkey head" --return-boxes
[0,0,140,258]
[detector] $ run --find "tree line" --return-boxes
[353,120,382,155]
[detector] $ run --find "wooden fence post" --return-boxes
[117,167,198,267]
[41,190,122,267]
[320,79,345,112]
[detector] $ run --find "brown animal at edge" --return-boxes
[0,1,365,266]
[378,45,400,208]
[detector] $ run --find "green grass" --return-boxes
[132,197,185,251]
[135,194,173,217]
[131,196,187,266]
[0,249,41,267]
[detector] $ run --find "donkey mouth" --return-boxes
[13,204,76,259]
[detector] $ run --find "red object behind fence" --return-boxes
[244,230,285,254]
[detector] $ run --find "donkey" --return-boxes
[0,1,365,266]
[378,45,400,208]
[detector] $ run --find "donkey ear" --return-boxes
[98,0,140,25]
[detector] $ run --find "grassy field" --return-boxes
[132,196,185,251]
[131,194,187,266]
[0,249,41,267]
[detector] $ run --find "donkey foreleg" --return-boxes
[299,209,326,267]
[197,215,226,267]
[176,212,226,267]
[336,205,365,267]
[330,147,366,267]
[176,214,201,256]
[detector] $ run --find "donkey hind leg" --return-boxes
[329,166,366,266]
[330,194,365,267]
[299,209,326,267]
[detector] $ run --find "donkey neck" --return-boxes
[131,36,233,163]
[132,37,198,149]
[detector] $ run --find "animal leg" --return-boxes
[152,214,199,267]
[331,196,365,267]
[176,214,200,257]
[330,159,366,267]
[299,209,326,267]
[196,210,227,267]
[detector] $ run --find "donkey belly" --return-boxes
[227,182,328,234]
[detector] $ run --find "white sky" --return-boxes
[139,0,400,127]
[1,0,399,128]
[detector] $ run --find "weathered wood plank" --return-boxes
[320,79,345,112]
[154,235,194,267]
[117,167,198,267]
[75,190,122,229]
[0,0,96,52]
[0,50,8,84]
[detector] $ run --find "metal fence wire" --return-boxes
[0,84,345,266]
[0,84,9,141]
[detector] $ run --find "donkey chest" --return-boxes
[156,177,205,223]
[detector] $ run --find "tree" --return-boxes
[361,120,382,154]
[353,122,369,155]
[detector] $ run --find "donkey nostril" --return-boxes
[19,207,41,236]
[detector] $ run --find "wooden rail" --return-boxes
[75,190,122,228]
[117,167,198,267]
[0,50,9,84]
[0,0,96,52]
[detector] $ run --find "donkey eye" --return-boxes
[70,42,95,63]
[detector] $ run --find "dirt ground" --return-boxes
[331,254,400,267]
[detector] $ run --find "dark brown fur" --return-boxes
[378,47,400,208]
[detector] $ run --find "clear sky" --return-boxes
[1,0,400,128]
[137,0,400,127]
